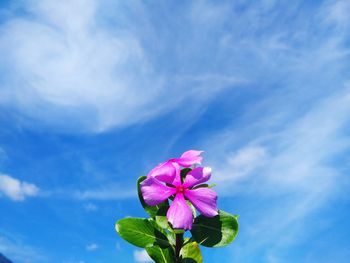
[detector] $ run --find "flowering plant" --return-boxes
[115,150,238,262]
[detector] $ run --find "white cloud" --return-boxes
[0,0,240,133]
[0,174,39,201]
[323,0,350,28]
[115,242,121,251]
[75,185,135,200]
[190,0,229,26]
[0,0,159,132]
[0,235,44,263]
[213,145,267,183]
[85,243,98,251]
[199,3,350,257]
[133,250,152,263]
[0,148,7,162]
[0,0,348,135]
[205,86,350,261]
[83,203,98,212]
[62,260,85,263]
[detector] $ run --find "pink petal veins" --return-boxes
[170,162,182,187]
[174,150,203,167]
[166,193,193,230]
[185,187,218,217]
[140,177,176,206]
[148,161,177,184]
[183,166,211,188]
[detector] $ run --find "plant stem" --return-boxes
[175,232,184,262]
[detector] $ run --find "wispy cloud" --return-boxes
[0,147,7,163]
[323,0,350,29]
[0,0,241,133]
[0,0,157,132]
[205,87,350,262]
[85,243,98,252]
[0,1,349,262]
[83,203,98,212]
[0,174,39,201]
[115,242,121,251]
[133,250,152,263]
[194,1,350,261]
[213,145,267,184]
[0,235,45,263]
[75,185,135,200]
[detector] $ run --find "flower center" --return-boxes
[176,185,185,193]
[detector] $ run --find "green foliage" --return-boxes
[191,184,209,189]
[116,171,239,262]
[137,176,169,218]
[180,168,192,182]
[156,205,170,229]
[146,245,175,263]
[180,239,202,263]
[186,201,197,218]
[190,210,239,247]
[115,218,170,248]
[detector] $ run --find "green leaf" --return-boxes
[191,184,209,189]
[173,229,185,234]
[180,168,192,182]
[180,239,203,263]
[186,201,197,218]
[149,218,176,245]
[164,229,175,246]
[115,218,170,248]
[146,245,175,263]
[156,205,170,229]
[137,176,169,217]
[190,210,239,247]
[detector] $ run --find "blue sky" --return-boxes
[0,0,350,262]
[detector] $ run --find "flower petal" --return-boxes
[148,161,177,184]
[140,177,176,206]
[175,150,203,167]
[183,167,211,188]
[170,162,182,187]
[166,193,193,230]
[184,188,218,217]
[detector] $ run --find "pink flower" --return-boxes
[170,150,204,167]
[140,150,218,230]
[147,150,203,184]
